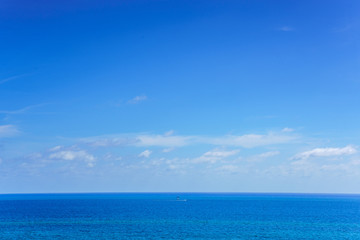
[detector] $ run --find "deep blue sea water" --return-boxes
[0,193,359,239]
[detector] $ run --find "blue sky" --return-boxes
[1,0,360,193]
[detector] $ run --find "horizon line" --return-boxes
[1,191,359,195]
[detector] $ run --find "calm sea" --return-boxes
[0,193,359,239]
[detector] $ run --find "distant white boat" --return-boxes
[176,196,187,201]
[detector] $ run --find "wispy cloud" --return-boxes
[83,137,138,147]
[203,133,295,148]
[139,150,152,158]
[0,103,48,115]
[193,149,239,163]
[281,127,294,132]
[278,26,294,32]
[216,164,245,174]
[164,130,174,136]
[293,145,357,160]
[162,147,175,153]
[136,134,192,147]
[265,148,360,178]
[245,151,280,162]
[127,95,147,104]
[49,145,62,152]
[103,153,122,161]
[320,160,360,172]
[49,149,96,167]
[81,131,296,148]
[0,74,28,85]
[258,151,280,158]
[0,125,19,138]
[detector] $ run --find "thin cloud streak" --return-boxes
[49,149,96,167]
[0,74,28,85]
[200,133,295,148]
[193,149,240,163]
[0,103,49,115]
[127,95,147,104]
[0,125,19,138]
[293,145,357,160]
[278,26,294,31]
[80,131,297,148]
[139,150,152,158]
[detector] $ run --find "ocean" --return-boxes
[0,193,359,239]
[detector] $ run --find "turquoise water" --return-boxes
[0,193,359,239]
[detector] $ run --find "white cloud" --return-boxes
[162,147,175,153]
[204,133,295,148]
[87,162,95,168]
[136,132,295,148]
[258,151,280,158]
[0,103,48,115]
[86,137,137,147]
[127,95,147,104]
[103,153,122,161]
[203,149,239,158]
[216,164,243,174]
[293,145,357,160]
[0,125,19,138]
[49,145,62,152]
[246,151,280,162]
[281,127,294,132]
[267,157,360,178]
[136,135,192,147]
[81,133,190,148]
[49,150,96,167]
[193,149,239,163]
[80,131,296,149]
[164,130,174,136]
[139,150,152,158]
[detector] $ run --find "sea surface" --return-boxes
[0,193,359,239]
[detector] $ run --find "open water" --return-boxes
[0,193,359,239]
